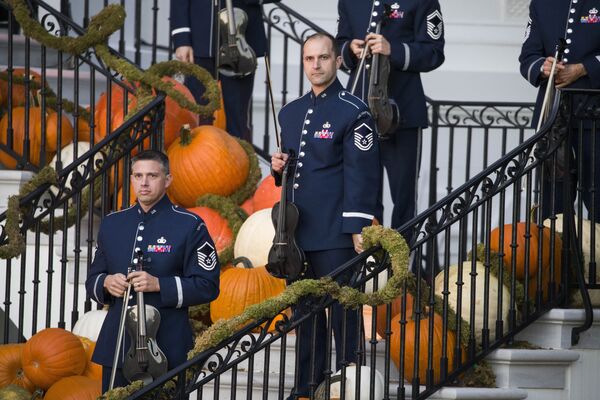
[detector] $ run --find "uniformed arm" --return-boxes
[342,110,381,234]
[389,0,445,73]
[519,2,546,87]
[580,54,600,88]
[158,220,220,308]
[170,0,192,51]
[336,0,359,72]
[85,227,112,305]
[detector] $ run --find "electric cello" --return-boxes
[218,0,257,77]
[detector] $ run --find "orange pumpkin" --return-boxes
[0,68,43,109]
[188,206,233,254]
[212,80,226,130]
[241,197,254,215]
[390,312,462,385]
[21,328,86,390]
[160,77,199,149]
[77,337,102,381]
[210,257,287,332]
[0,343,36,393]
[374,293,414,338]
[116,184,137,210]
[93,82,136,143]
[0,107,74,169]
[167,125,249,208]
[490,223,557,280]
[251,175,281,212]
[43,375,101,400]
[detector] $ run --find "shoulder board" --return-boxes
[279,90,311,113]
[338,90,369,110]
[105,204,136,218]
[170,205,199,221]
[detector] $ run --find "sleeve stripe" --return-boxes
[93,273,105,303]
[402,43,410,71]
[343,212,374,220]
[527,57,545,84]
[171,27,191,36]
[175,276,183,308]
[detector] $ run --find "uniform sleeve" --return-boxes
[342,109,381,233]
[170,0,192,50]
[158,220,220,308]
[581,53,600,88]
[336,0,359,72]
[518,2,545,88]
[390,0,445,73]
[85,226,111,306]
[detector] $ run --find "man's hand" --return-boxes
[350,39,367,59]
[128,270,160,293]
[352,233,364,254]
[271,152,289,174]
[541,56,564,79]
[365,33,391,56]
[555,63,587,88]
[175,46,194,64]
[104,273,128,297]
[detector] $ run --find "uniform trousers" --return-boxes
[184,57,255,142]
[102,366,128,393]
[289,247,361,399]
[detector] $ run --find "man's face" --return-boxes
[130,159,172,210]
[302,36,341,93]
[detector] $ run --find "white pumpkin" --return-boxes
[363,256,389,294]
[72,309,108,341]
[49,141,104,194]
[326,365,384,400]
[233,208,275,267]
[434,261,510,344]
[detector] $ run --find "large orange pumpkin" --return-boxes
[77,337,102,381]
[490,223,556,280]
[374,293,414,338]
[167,125,249,208]
[0,344,35,393]
[93,82,135,143]
[188,206,233,254]
[43,375,101,400]
[160,77,199,149]
[0,68,43,109]
[0,107,74,169]
[251,175,281,212]
[21,328,86,390]
[210,257,287,332]
[390,312,462,385]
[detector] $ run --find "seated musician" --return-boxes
[85,150,220,392]
[270,32,381,399]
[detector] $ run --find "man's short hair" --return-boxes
[131,150,170,175]
[302,32,340,58]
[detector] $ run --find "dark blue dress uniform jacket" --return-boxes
[277,79,381,251]
[85,195,220,368]
[170,0,280,58]
[519,0,600,125]
[336,0,445,129]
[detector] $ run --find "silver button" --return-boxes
[300,141,306,147]
[371,22,376,27]
[137,236,143,241]
[293,183,299,189]
[569,18,574,23]
[568,28,573,34]
[295,173,300,178]
[299,152,305,157]
[308,109,313,114]
[305,120,310,124]
[133,258,138,264]
[570,8,576,13]
[366,64,371,70]
[567,39,572,44]
[302,130,307,134]
[374,1,380,5]
[565,48,570,54]
[564,58,569,62]
[298,162,303,168]
[372,11,378,17]
[135,247,141,252]
[139,226,144,231]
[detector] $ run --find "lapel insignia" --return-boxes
[426,10,443,40]
[389,3,404,19]
[314,121,335,139]
[354,123,374,151]
[581,8,600,23]
[197,242,217,270]
[148,236,171,253]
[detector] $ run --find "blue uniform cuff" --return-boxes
[159,277,182,309]
[342,213,373,234]
[341,40,357,71]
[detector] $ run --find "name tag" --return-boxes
[147,245,172,253]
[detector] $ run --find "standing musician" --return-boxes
[170,0,280,142]
[85,150,220,391]
[519,0,600,221]
[271,32,381,399]
[336,0,445,239]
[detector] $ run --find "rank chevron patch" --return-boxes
[426,10,443,40]
[197,242,217,271]
[354,123,374,151]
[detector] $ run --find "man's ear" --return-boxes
[336,55,343,69]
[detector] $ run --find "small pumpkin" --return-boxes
[0,68,43,109]
[0,107,74,169]
[43,375,101,400]
[77,337,102,381]
[0,344,35,393]
[210,257,287,332]
[22,328,86,390]
[188,206,233,255]
[167,125,249,208]
[250,175,281,213]
[49,141,104,194]
[233,208,275,268]
[374,293,414,338]
[72,309,108,341]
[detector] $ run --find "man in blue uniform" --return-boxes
[271,32,381,399]
[519,0,600,220]
[170,0,280,142]
[85,150,220,391]
[336,0,445,238]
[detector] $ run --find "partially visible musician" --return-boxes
[519,0,600,221]
[271,32,380,399]
[336,0,445,240]
[170,0,280,142]
[85,150,220,392]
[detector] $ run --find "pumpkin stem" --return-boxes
[232,256,254,269]
[179,124,193,146]
[530,204,540,224]
[31,388,44,399]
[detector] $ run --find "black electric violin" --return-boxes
[218,0,257,77]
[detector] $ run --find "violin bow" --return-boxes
[264,55,282,153]
[349,0,379,95]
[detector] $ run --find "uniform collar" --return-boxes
[309,78,343,106]
[135,193,172,217]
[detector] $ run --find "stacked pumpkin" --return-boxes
[0,328,101,399]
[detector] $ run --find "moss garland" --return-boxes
[228,138,261,206]
[195,194,248,266]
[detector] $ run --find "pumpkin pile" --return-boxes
[0,327,101,398]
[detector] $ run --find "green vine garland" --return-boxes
[228,138,261,206]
